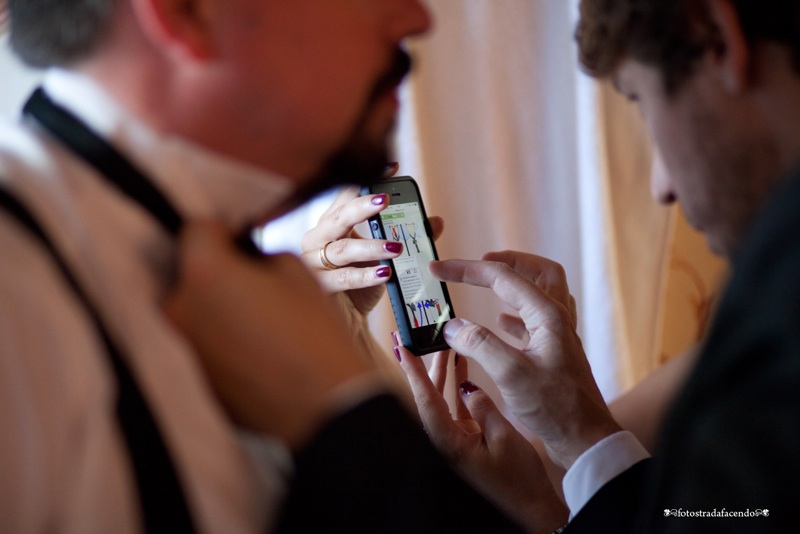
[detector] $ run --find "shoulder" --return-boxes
[0,119,112,418]
[647,169,800,526]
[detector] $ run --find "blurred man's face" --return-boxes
[210,0,431,191]
[614,58,780,258]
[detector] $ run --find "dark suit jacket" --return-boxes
[274,394,525,533]
[568,170,800,533]
[276,170,800,533]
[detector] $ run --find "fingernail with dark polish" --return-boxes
[460,381,479,396]
[393,346,402,363]
[391,331,400,346]
[384,242,403,254]
[376,267,391,278]
[371,194,387,206]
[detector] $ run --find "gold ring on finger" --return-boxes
[319,241,342,270]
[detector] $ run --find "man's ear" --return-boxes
[706,0,750,93]
[131,0,215,61]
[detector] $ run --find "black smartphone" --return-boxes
[362,176,455,355]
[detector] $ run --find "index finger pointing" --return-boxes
[482,251,572,314]
[430,259,565,326]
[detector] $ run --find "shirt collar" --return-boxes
[41,68,294,232]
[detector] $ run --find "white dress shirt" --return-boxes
[0,69,294,534]
[562,430,651,519]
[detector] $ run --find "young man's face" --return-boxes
[614,58,780,258]
[208,0,431,186]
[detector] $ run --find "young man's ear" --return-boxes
[706,0,750,93]
[131,0,215,61]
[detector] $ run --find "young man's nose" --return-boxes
[650,148,677,204]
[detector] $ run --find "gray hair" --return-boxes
[8,0,116,68]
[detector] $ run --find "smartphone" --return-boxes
[362,176,455,355]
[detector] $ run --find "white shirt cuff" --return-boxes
[562,431,651,518]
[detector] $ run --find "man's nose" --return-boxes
[650,148,676,204]
[387,0,434,40]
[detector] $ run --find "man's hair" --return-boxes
[576,0,800,94]
[8,0,116,68]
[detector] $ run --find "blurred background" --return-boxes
[0,0,726,418]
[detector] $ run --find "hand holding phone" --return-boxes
[362,177,455,355]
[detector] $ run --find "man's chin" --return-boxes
[294,88,399,203]
[705,236,725,257]
[704,230,736,260]
[287,139,389,208]
[327,133,390,185]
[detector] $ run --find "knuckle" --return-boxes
[498,354,529,380]
[552,301,575,326]
[536,261,565,286]
[492,261,515,275]
[416,397,441,424]
[333,268,356,288]
[465,391,494,413]
[329,204,345,224]
[331,267,374,291]
[533,302,571,333]
[330,239,349,258]
[442,441,469,466]
[488,261,515,285]
[459,323,494,351]
[551,262,567,281]
[300,230,316,251]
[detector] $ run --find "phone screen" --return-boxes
[364,176,454,355]
[377,201,453,331]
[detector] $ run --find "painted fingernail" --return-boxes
[460,381,479,396]
[384,242,403,254]
[371,194,388,206]
[444,318,466,342]
[393,346,402,363]
[454,353,460,367]
[376,266,391,278]
[385,162,400,175]
[391,331,400,346]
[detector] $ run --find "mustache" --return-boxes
[369,48,413,103]
[272,49,414,215]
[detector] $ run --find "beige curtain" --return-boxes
[0,1,725,406]
[371,0,672,404]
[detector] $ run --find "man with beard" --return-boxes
[167,0,800,533]
[0,0,533,532]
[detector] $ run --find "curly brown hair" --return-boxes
[576,0,800,95]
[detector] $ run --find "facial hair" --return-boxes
[284,48,413,207]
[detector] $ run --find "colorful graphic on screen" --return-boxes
[380,202,452,330]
